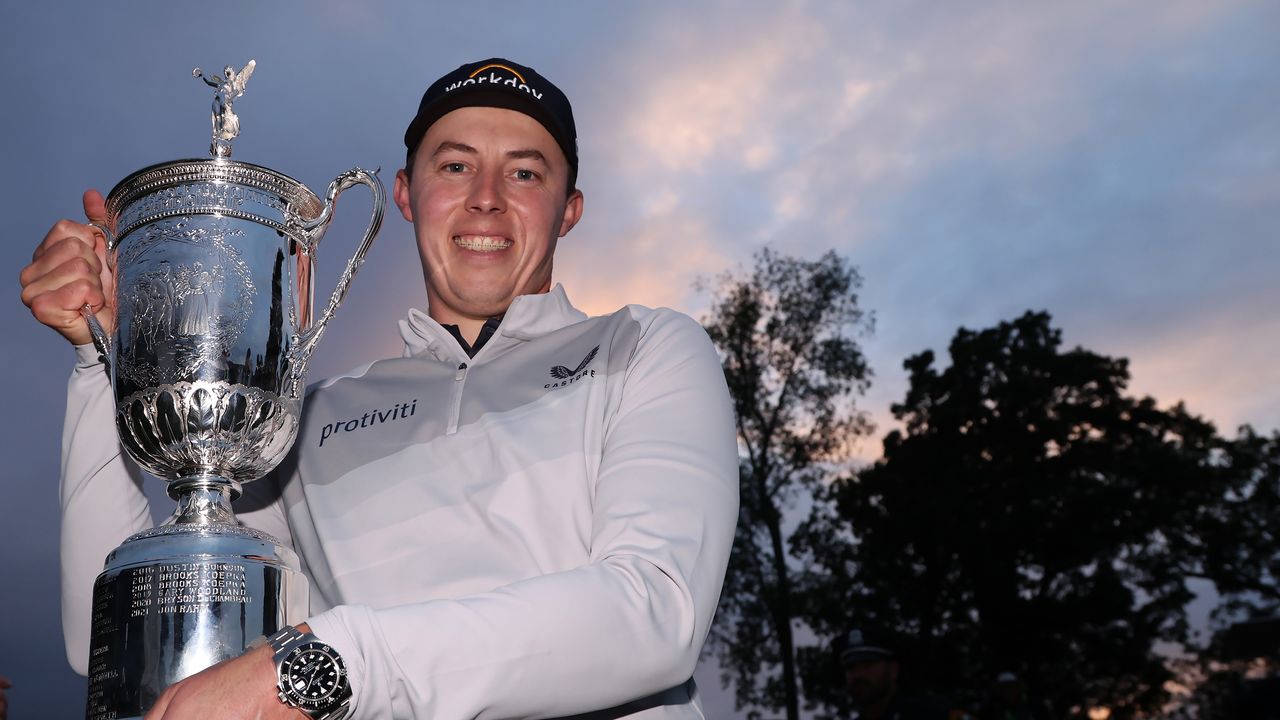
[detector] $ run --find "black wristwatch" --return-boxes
[261,625,352,720]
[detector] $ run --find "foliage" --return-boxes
[1197,427,1280,618]
[794,311,1228,718]
[701,248,873,720]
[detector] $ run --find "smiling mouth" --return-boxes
[454,235,512,252]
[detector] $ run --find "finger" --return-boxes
[78,193,116,300]
[24,272,107,316]
[33,218,104,263]
[20,236,104,291]
[20,247,104,304]
[26,281,109,346]
[95,232,116,300]
[21,236,115,346]
[83,189,108,225]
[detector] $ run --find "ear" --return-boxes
[558,188,584,237]
[393,169,414,223]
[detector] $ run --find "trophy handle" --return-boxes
[79,221,118,361]
[293,167,386,365]
[80,304,113,361]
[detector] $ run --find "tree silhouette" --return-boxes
[1197,427,1280,616]
[1166,428,1280,718]
[701,249,873,720]
[796,311,1226,719]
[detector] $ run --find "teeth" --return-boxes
[454,235,511,252]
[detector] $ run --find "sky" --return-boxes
[1,1,1277,717]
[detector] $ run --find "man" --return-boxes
[840,627,951,720]
[20,59,738,719]
[980,672,1044,720]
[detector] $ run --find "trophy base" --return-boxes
[85,483,306,720]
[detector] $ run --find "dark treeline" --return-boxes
[702,250,1277,720]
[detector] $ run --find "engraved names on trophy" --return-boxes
[153,561,250,613]
[87,569,126,720]
[87,577,120,719]
[86,560,254,720]
[86,639,117,719]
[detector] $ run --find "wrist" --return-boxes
[246,642,305,717]
[73,341,105,367]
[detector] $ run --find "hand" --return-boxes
[0,674,11,720]
[19,190,116,347]
[144,642,304,720]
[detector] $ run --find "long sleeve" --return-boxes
[304,311,740,719]
[59,344,152,675]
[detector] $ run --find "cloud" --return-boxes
[1095,288,1280,434]
[612,4,833,174]
[557,206,730,317]
[559,0,1280,453]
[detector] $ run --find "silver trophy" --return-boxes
[78,60,385,720]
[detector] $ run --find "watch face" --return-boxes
[281,641,348,709]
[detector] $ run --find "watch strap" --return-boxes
[265,624,310,664]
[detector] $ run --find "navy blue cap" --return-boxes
[840,626,898,664]
[404,58,578,174]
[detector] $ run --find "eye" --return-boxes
[442,162,467,174]
[512,168,539,182]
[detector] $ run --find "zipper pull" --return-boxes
[454,362,468,381]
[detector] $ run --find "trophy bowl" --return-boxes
[96,159,380,491]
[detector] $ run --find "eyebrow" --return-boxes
[505,148,549,166]
[431,141,549,166]
[431,141,477,157]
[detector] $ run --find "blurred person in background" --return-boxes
[840,626,951,720]
[980,672,1044,720]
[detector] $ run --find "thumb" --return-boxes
[83,189,108,226]
[82,188,116,333]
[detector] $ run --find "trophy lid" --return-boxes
[99,60,325,245]
[101,158,325,249]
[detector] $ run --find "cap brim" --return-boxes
[841,647,895,664]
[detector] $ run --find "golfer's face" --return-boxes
[395,106,583,325]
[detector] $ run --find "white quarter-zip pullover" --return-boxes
[60,285,739,720]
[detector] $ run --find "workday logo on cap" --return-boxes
[444,63,544,100]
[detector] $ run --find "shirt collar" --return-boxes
[399,284,588,361]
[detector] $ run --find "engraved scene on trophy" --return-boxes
[115,218,255,391]
[110,212,313,482]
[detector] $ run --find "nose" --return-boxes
[467,167,506,214]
